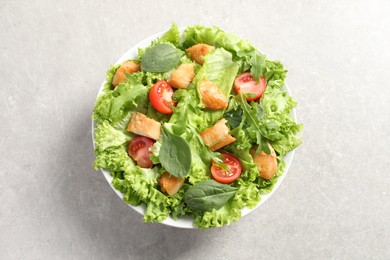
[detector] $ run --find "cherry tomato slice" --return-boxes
[149,80,176,114]
[211,152,242,184]
[128,136,154,168]
[234,72,266,101]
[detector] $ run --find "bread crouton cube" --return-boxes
[168,63,195,89]
[198,79,228,110]
[209,134,236,151]
[199,119,229,147]
[112,60,141,87]
[127,112,161,140]
[186,44,215,65]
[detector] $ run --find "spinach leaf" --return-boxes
[141,44,182,73]
[184,180,238,212]
[159,125,192,178]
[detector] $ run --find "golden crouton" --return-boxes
[186,44,215,65]
[199,119,229,147]
[198,79,228,110]
[127,112,161,140]
[250,144,278,180]
[158,172,184,196]
[209,134,236,151]
[168,63,195,89]
[112,60,141,87]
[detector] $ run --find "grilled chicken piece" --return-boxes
[186,44,215,65]
[168,63,195,89]
[127,112,161,140]
[198,79,228,110]
[112,60,141,87]
[250,144,278,180]
[158,172,184,196]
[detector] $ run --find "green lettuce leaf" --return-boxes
[103,64,120,92]
[183,25,265,79]
[193,202,241,229]
[183,25,255,59]
[94,121,130,151]
[157,22,180,46]
[263,60,287,89]
[192,48,239,128]
[259,87,302,156]
[110,72,148,121]
[167,184,190,220]
[93,145,131,171]
[93,92,114,122]
[193,48,239,97]
[231,182,261,209]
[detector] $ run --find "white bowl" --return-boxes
[92,27,296,229]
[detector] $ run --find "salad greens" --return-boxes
[184,180,238,212]
[159,125,192,178]
[93,23,302,229]
[141,44,183,73]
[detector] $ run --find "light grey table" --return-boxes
[1,0,389,259]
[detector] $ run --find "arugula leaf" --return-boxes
[141,44,182,73]
[159,125,192,178]
[249,51,266,83]
[224,107,243,129]
[184,180,238,212]
[238,94,270,154]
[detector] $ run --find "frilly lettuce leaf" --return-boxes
[193,202,241,229]
[259,87,303,156]
[157,22,181,46]
[93,145,130,171]
[103,64,120,92]
[94,121,130,151]
[167,184,190,220]
[231,182,261,209]
[93,70,148,123]
[263,60,287,89]
[183,25,255,59]
[183,25,266,79]
[93,92,114,122]
[110,72,148,121]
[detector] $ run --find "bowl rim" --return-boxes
[91,27,296,229]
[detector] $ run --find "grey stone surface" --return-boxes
[1,0,389,259]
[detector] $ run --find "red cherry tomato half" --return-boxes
[149,80,176,114]
[128,136,154,168]
[211,152,242,184]
[234,72,266,101]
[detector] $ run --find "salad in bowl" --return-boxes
[92,23,302,229]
